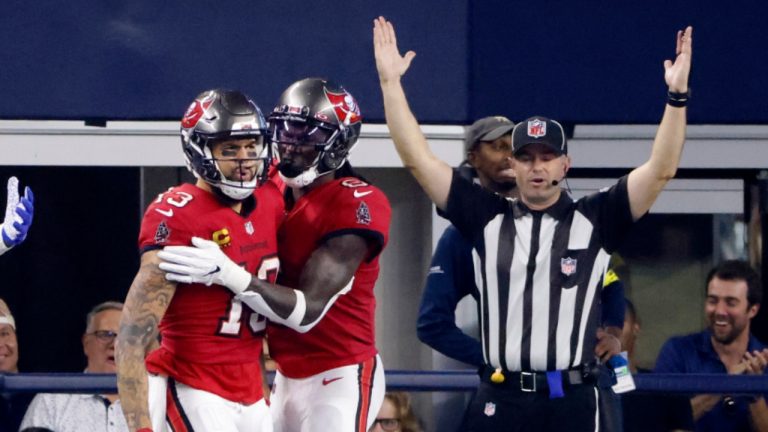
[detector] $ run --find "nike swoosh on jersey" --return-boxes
[155,208,173,217]
[322,377,343,386]
[353,190,373,198]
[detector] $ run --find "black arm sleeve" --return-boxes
[441,170,510,242]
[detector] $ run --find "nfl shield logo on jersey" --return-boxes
[528,119,547,138]
[154,221,170,244]
[356,201,371,225]
[244,221,255,235]
[561,257,577,276]
[484,402,496,417]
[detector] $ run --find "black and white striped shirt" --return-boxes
[443,172,634,372]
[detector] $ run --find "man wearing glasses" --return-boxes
[20,301,128,432]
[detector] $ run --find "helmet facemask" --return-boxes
[270,117,346,188]
[206,135,271,200]
[268,78,362,189]
[180,89,272,200]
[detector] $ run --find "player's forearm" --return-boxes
[116,315,156,431]
[241,278,299,319]
[380,79,451,209]
[239,275,352,333]
[690,394,721,421]
[117,344,153,431]
[240,235,364,332]
[116,257,173,431]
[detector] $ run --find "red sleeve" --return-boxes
[324,182,391,260]
[138,187,198,252]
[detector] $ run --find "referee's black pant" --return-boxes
[460,367,619,432]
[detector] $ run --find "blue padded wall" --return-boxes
[1,0,765,123]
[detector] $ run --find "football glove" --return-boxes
[157,237,252,293]
[0,177,34,254]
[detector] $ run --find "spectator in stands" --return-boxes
[620,298,693,432]
[369,392,423,432]
[20,301,128,432]
[1,297,35,432]
[655,260,768,432]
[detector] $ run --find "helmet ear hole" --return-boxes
[321,136,352,171]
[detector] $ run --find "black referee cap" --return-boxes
[512,116,567,156]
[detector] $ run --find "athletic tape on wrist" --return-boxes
[237,277,354,333]
[237,288,310,332]
[285,290,307,326]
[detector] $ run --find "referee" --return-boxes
[415,117,627,430]
[374,16,692,432]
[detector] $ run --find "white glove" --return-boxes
[1,176,35,255]
[157,237,252,293]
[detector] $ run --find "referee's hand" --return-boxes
[594,328,621,362]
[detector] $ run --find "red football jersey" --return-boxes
[267,177,391,378]
[137,182,283,404]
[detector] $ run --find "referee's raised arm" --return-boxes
[627,26,693,221]
[374,16,453,211]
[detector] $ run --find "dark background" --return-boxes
[1,1,767,373]
[0,167,141,372]
[1,0,766,124]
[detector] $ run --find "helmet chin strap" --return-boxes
[279,167,319,188]
[210,157,261,200]
[218,183,255,200]
[278,145,349,189]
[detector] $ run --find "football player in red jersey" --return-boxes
[116,89,283,432]
[158,78,391,432]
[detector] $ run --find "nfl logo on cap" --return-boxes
[528,119,547,138]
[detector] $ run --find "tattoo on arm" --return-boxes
[116,251,175,431]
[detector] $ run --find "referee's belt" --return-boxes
[480,364,600,393]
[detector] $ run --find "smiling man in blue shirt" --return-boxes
[655,260,768,432]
